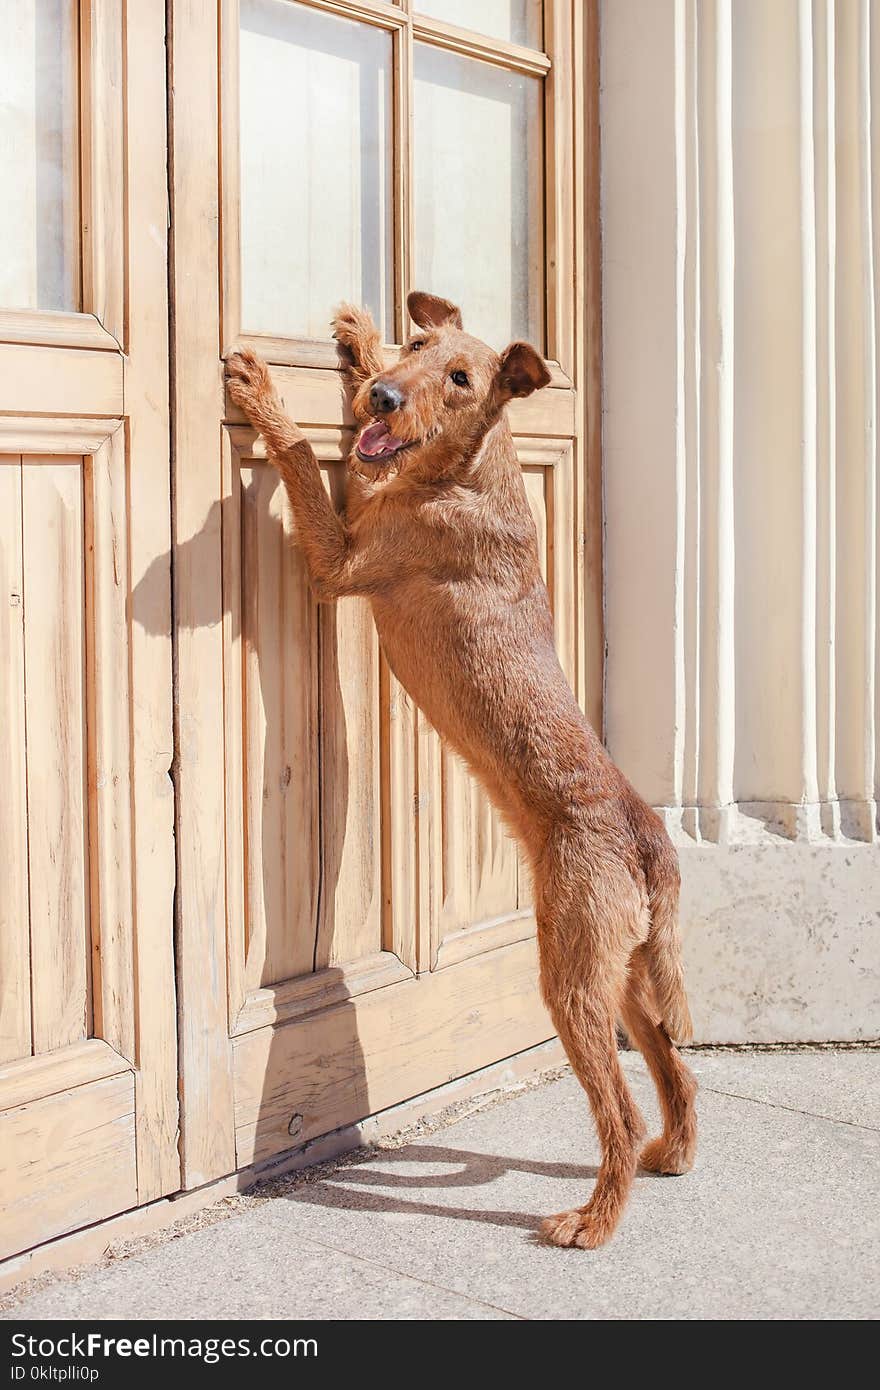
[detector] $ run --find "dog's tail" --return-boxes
[642,836,693,1044]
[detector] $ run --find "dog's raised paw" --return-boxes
[226,349,271,403]
[539,1208,612,1250]
[640,1136,695,1175]
[226,350,278,428]
[332,302,379,349]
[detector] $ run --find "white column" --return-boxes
[601,0,681,809]
[601,0,880,1040]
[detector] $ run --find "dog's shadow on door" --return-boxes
[132,460,369,1180]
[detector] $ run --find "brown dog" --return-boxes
[226,291,697,1249]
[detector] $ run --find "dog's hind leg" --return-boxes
[536,844,647,1249]
[620,946,697,1175]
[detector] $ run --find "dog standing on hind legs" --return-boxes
[226,291,698,1249]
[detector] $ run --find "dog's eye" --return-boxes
[450,370,469,387]
[410,340,424,352]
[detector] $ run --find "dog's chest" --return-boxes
[370,570,551,728]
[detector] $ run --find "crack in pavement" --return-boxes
[694,1082,880,1133]
[281,1229,527,1320]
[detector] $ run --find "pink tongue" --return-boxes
[357,421,405,458]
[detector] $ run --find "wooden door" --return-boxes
[0,2,177,1258]
[172,0,601,1182]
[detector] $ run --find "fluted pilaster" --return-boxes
[604,0,880,846]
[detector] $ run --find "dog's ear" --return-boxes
[407,291,463,331]
[496,341,551,400]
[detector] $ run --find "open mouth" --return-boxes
[355,420,416,465]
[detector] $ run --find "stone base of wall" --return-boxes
[677,838,880,1043]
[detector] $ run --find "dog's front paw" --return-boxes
[226,348,275,421]
[332,302,379,350]
[332,304,384,380]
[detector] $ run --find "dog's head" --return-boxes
[351,291,550,478]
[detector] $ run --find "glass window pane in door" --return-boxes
[0,0,80,311]
[415,1,542,50]
[239,0,394,340]
[414,45,543,349]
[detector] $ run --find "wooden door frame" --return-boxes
[0,0,178,1239]
[169,0,603,1188]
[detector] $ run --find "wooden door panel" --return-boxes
[224,432,391,1033]
[0,344,122,417]
[521,441,577,684]
[21,457,91,1055]
[0,431,156,1254]
[0,1071,137,1261]
[0,453,123,1065]
[439,748,520,927]
[239,459,320,991]
[0,1,177,1258]
[0,462,30,1063]
[317,592,384,969]
[233,934,549,1168]
[0,443,135,1031]
[174,0,593,1185]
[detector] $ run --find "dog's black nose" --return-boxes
[370,380,405,415]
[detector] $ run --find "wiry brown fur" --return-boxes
[226,291,697,1249]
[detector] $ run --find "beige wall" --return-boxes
[600,0,880,1040]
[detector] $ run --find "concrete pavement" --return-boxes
[3,1048,878,1320]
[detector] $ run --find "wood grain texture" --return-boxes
[233,934,553,1167]
[433,910,536,971]
[232,951,411,1036]
[0,344,122,417]
[222,431,247,1025]
[0,309,119,352]
[241,461,289,990]
[0,1038,129,1113]
[22,458,90,1055]
[0,460,30,1063]
[122,0,179,1202]
[170,0,236,1186]
[383,663,418,972]
[317,590,384,969]
[239,462,320,989]
[0,418,122,456]
[435,746,519,950]
[85,432,135,1064]
[0,1072,136,1261]
[412,14,550,78]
